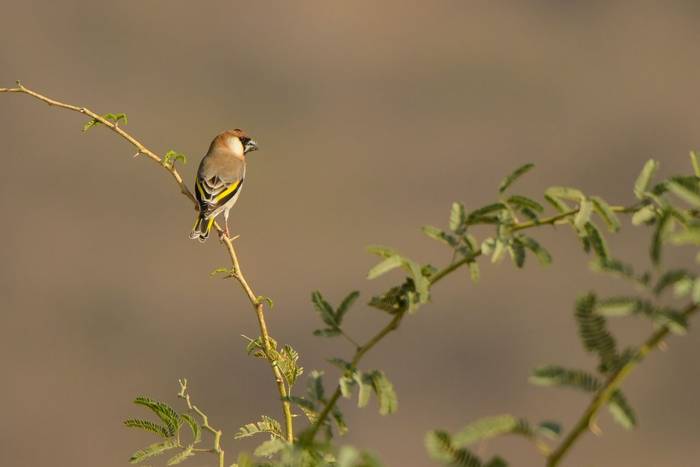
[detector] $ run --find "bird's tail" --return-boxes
[189,214,215,242]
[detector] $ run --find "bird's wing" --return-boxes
[195,149,245,216]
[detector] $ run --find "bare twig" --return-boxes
[178,378,224,467]
[1,82,294,443]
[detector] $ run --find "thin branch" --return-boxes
[1,82,294,442]
[221,235,294,441]
[306,310,405,441]
[178,378,224,467]
[305,201,643,443]
[307,250,481,440]
[546,303,699,467]
[511,204,635,232]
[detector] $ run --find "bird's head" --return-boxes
[230,128,258,155]
[213,129,259,156]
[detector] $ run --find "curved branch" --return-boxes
[306,202,642,443]
[307,250,481,441]
[1,82,294,442]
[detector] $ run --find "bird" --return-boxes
[189,129,258,242]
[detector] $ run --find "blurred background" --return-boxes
[2,2,700,466]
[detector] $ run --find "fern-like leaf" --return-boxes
[129,439,178,464]
[133,396,181,436]
[425,430,482,466]
[608,390,637,430]
[180,413,201,444]
[529,366,601,392]
[499,163,534,193]
[234,415,283,440]
[366,370,398,415]
[575,294,619,373]
[167,445,194,465]
[123,419,171,438]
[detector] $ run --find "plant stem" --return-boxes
[429,252,482,285]
[307,310,406,440]
[222,236,294,442]
[305,201,643,443]
[546,303,699,467]
[178,379,225,467]
[511,205,633,232]
[1,82,294,442]
[307,250,482,440]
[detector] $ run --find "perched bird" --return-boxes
[189,129,258,242]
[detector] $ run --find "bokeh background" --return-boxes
[2,2,700,466]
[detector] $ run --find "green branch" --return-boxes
[306,199,641,445]
[547,303,699,466]
[306,250,481,441]
[511,204,635,232]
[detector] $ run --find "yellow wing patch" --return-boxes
[213,179,242,203]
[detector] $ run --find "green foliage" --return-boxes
[133,396,181,436]
[125,393,206,464]
[591,196,621,232]
[210,266,234,278]
[466,203,508,225]
[425,430,484,467]
[634,159,659,199]
[584,222,609,261]
[279,344,304,388]
[518,236,552,266]
[336,446,383,467]
[537,421,562,440]
[499,163,534,193]
[243,335,304,389]
[83,112,128,132]
[690,151,700,177]
[180,413,201,443]
[506,194,544,213]
[167,445,194,465]
[575,294,619,373]
[123,418,171,438]
[312,291,360,337]
[427,414,560,466]
[451,415,528,446]
[530,366,637,430]
[366,248,430,313]
[236,415,284,440]
[632,205,657,225]
[608,390,637,430]
[667,177,700,208]
[450,202,467,232]
[122,157,700,467]
[365,370,398,415]
[255,438,286,458]
[129,439,178,464]
[529,366,601,392]
[163,149,187,168]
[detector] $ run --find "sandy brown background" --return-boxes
[2,2,700,466]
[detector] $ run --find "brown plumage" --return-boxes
[190,129,258,242]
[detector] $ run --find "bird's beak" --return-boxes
[244,139,259,153]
